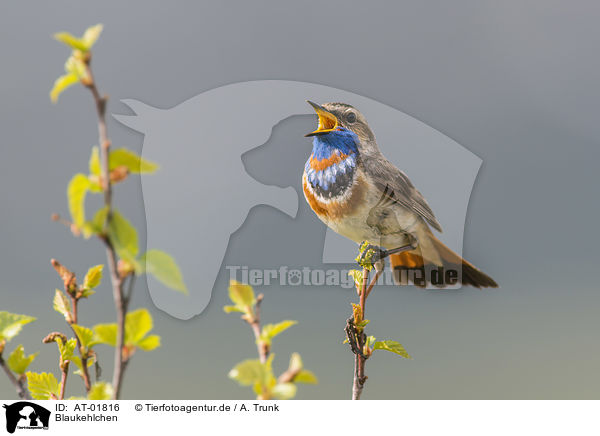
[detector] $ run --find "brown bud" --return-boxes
[80,76,93,87]
[70,223,81,237]
[110,165,129,183]
[51,259,77,293]
[51,213,60,222]
[122,345,136,362]
[42,332,67,344]
[117,259,134,279]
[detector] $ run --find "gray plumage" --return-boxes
[362,155,442,232]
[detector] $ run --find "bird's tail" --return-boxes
[389,232,498,288]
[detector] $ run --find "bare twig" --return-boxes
[84,59,128,400]
[123,274,136,313]
[365,268,384,299]
[278,366,301,384]
[68,296,91,393]
[0,355,31,399]
[346,249,390,400]
[351,267,370,400]
[247,294,268,363]
[346,262,385,400]
[59,362,69,400]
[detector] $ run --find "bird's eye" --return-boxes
[346,112,357,123]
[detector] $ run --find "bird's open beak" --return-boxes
[305,100,338,137]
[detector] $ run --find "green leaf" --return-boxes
[284,353,317,384]
[92,323,117,347]
[81,205,108,239]
[0,312,36,342]
[54,24,103,52]
[54,32,87,51]
[64,55,87,78]
[57,337,77,362]
[54,31,88,51]
[373,340,412,359]
[81,24,103,50]
[90,206,108,232]
[355,241,378,270]
[223,305,246,314]
[365,335,376,349]
[228,280,256,309]
[53,289,72,322]
[7,345,38,375]
[110,148,159,174]
[92,309,159,351]
[137,334,160,351]
[50,73,79,103]
[72,324,95,349]
[252,374,277,398]
[88,381,113,400]
[140,249,187,294]
[83,264,103,290]
[71,354,94,376]
[108,209,139,261]
[26,372,60,400]
[259,320,297,345]
[288,352,303,372]
[89,146,101,176]
[272,382,297,400]
[68,173,91,228]
[125,308,153,345]
[294,369,318,384]
[80,289,96,299]
[228,359,267,387]
[348,269,364,291]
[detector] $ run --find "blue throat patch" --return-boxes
[305,129,359,195]
[311,128,359,160]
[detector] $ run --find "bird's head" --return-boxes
[305,101,375,154]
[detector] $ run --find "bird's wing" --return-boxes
[362,154,443,232]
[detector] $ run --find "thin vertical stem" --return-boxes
[351,264,384,400]
[84,61,127,399]
[59,363,69,400]
[249,294,268,363]
[68,296,92,393]
[352,267,370,400]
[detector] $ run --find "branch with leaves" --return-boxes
[225,281,318,399]
[1,23,186,401]
[49,23,186,399]
[346,243,412,400]
[1,259,161,400]
[0,312,36,399]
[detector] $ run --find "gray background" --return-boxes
[1,0,599,399]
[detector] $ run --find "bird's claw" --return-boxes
[356,241,387,269]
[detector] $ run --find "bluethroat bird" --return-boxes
[303,101,497,288]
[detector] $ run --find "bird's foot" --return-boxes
[386,239,418,255]
[356,239,418,269]
[356,241,387,269]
